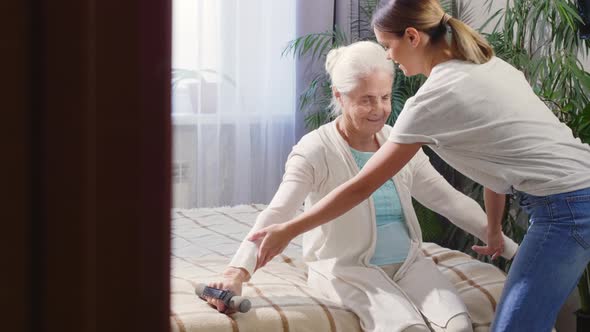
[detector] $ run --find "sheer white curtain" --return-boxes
[172,0,297,208]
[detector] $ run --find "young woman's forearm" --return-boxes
[484,187,506,232]
[286,177,370,236]
[285,142,422,238]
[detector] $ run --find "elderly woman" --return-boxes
[205,41,518,332]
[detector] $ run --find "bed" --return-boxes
[170,204,517,332]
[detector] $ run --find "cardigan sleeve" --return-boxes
[408,149,519,259]
[228,135,326,276]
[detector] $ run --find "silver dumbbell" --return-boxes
[195,283,251,313]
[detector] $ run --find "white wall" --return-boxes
[468,0,590,70]
[468,0,505,33]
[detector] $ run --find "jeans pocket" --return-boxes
[522,200,554,225]
[566,195,590,249]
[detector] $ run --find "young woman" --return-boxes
[204,41,518,332]
[249,1,590,332]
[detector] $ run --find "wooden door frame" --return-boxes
[4,1,172,331]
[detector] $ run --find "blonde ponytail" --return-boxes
[446,17,494,64]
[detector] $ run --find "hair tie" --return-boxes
[441,13,452,25]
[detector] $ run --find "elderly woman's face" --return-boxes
[340,70,393,135]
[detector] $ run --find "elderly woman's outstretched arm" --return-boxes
[204,143,320,313]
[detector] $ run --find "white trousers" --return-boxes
[379,263,473,332]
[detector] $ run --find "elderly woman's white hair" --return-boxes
[325,41,394,116]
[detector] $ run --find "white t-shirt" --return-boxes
[389,56,590,196]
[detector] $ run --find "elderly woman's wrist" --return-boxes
[223,267,250,282]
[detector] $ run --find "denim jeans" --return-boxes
[491,187,590,332]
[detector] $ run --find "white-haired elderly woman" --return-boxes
[204,41,518,332]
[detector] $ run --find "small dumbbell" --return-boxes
[195,283,251,313]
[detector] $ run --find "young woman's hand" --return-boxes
[204,267,248,314]
[472,228,505,260]
[476,188,506,260]
[248,223,295,270]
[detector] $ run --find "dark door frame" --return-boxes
[5,1,172,331]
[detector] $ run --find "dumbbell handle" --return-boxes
[195,283,251,313]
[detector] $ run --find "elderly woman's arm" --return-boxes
[408,149,518,259]
[228,162,312,275]
[205,146,317,313]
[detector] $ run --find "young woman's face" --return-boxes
[339,70,393,136]
[374,28,424,77]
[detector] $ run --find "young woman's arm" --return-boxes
[249,141,422,268]
[409,150,517,259]
[477,188,507,259]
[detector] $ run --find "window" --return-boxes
[172,0,297,208]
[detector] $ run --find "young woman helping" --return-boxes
[249,1,590,332]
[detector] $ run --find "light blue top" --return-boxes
[350,147,411,265]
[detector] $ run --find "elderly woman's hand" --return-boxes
[248,223,295,270]
[204,267,248,314]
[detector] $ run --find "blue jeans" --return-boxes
[491,187,590,332]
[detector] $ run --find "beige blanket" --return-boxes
[171,205,511,332]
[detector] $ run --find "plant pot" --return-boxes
[576,309,590,332]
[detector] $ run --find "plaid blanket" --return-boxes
[171,205,515,332]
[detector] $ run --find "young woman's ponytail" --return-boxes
[445,14,494,64]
